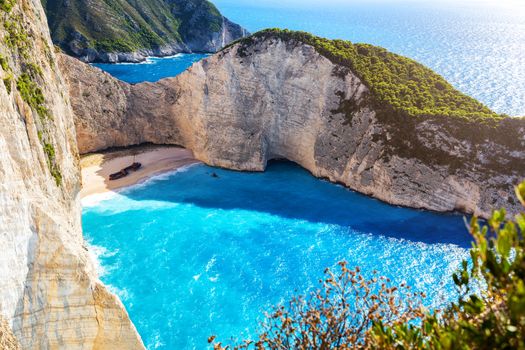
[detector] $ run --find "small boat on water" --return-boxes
[109,162,142,181]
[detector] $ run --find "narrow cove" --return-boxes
[92,54,208,84]
[82,161,471,349]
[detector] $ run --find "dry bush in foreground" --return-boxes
[209,262,425,349]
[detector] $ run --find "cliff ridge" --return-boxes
[60,30,525,218]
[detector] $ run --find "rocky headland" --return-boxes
[42,0,248,63]
[60,30,525,219]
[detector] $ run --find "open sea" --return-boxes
[95,0,525,116]
[84,1,519,348]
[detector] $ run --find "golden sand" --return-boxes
[80,145,200,199]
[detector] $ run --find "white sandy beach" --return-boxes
[80,146,200,199]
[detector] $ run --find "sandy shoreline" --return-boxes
[80,145,200,199]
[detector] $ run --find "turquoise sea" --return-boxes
[93,54,208,84]
[83,162,471,349]
[83,1,519,348]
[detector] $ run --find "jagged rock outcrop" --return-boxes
[59,33,525,218]
[42,0,248,63]
[0,0,143,348]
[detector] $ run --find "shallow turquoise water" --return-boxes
[83,162,471,349]
[92,54,208,84]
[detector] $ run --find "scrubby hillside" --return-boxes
[41,0,248,62]
[229,29,499,121]
[227,30,524,173]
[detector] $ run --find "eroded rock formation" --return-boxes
[0,0,143,348]
[59,34,525,218]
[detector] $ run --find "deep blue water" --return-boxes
[93,54,208,84]
[93,1,525,116]
[214,0,525,116]
[83,162,471,349]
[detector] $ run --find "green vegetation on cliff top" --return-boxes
[228,29,502,122]
[41,0,236,55]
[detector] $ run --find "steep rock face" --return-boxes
[0,0,143,348]
[59,37,525,218]
[182,16,246,54]
[42,0,248,63]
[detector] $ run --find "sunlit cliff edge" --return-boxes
[60,30,525,219]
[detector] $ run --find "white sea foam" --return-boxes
[85,240,118,277]
[107,54,186,67]
[119,162,202,194]
[81,163,202,208]
[81,191,120,207]
[148,53,184,60]
[86,240,133,303]
[116,59,155,65]
[151,333,165,349]
[107,285,131,302]
[209,275,219,282]
[205,256,217,272]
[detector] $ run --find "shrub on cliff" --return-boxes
[370,181,525,349]
[0,0,15,13]
[210,262,426,349]
[210,181,525,349]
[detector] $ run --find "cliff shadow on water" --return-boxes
[113,160,474,248]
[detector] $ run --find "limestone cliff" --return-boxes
[59,32,525,219]
[0,0,143,348]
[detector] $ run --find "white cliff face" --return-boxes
[0,0,143,348]
[61,36,525,218]
[169,40,376,175]
[164,39,524,218]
